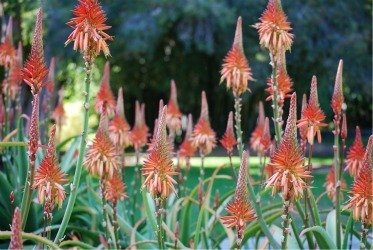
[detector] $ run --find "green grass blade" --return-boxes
[301,226,337,249]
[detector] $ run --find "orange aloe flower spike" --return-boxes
[253,0,294,55]
[22,9,48,95]
[341,113,347,140]
[130,101,149,151]
[324,166,346,203]
[345,135,373,225]
[250,101,265,152]
[297,76,327,145]
[166,80,182,135]
[179,113,196,158]
[191,91,216,156]
[109,87,132,148]
[265,66,293,106]
[9,207,22,250]
[345,126,366,177]
[142,106,177,198]
[66,0,113,58]
[95,61,116,117]
[220,111,237,154]
[266,93,310,200]
[221,150,256,246]
[105,173,128,204]
[220,16,253,96]
[84,114,121,178]
[331,60,344,116]
[33,125,68,208]
[0,17,16,69]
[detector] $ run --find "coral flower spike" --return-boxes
[142,106,178,198]
[250,101,265,152]
[221,150,256,246]
[66,0,113,58]
[130,101,149,152]
[33,125,68,208]
[166,80,182,136]
[179,114,197,158]
[325,166,346,203]
[345,126,366,177]
[266,93,311,200]
[0,17,16,69]
[191,91,216,156]
[220,16,253,97]
[84,114,121,178]
[220,111,237,154]
[22,9,48,95]
[265,66,293,105]
[109,87,132,149]
[95,62,116,117]
[253,0,294,56]
[297,76,327,145]
[105,173,127,204]
[346,136,373,225]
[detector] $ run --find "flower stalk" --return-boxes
[54,58,93,243]
[234,95,244,157]
[281,199,291,250]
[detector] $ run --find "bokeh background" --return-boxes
[4,0,372,143]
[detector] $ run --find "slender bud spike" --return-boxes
[284,93,297,142]
[28,94,40,159]
[200,91,209,121]
[331,60,344,115]
[158,99,164,118]
[9,207,22,250]
[235,150,249,200]
[5,17,13,43]
[309,75,319,107]
[233,16,243,52]
[116,87,124,117]
[185,114,193,138]
[170,80,178,103]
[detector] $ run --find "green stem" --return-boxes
[295,200,316,249]
[54,58,93,243]
[0,141,27,147]
[270,60,282,144]
[247,179,280,248]
[199,152,205,182]
[0,231,60,249]
[281,200,291,250]
[360,223,368,250]
[100,176,112,247]
[333,114,342,249]
[290,216,304,250]
[234,95,244,157]
[228,153,237,180]
[112,203,120,249]
[156,198,165,250]
[58,240,94,249]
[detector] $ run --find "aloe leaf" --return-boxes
[326,209,344,246]
[301,226,337,249]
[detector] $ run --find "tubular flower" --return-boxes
[331,60,344,116]
[250,101,265,152]
[325,167,346,203]
[105,173,127,204]
[109,87,132,148]
[191,91,216,155]
[265,66,293,106]
[345,136,373,225]
[95,62,116,117]
[221,151,256,246]
[166,80,182,135]
[0,17,16,69]
[130,101,149,151]
[253,0,294,55]
[297,76,327,145]
[65,0,112,57]
[33,125,67,208]
[345,126,366,177]
[220,111,237,154]
[266,93,311,200]
[220,17,253,96]
[22,9,48,95]
[179,114,196,158]
[142,106,177,198]
[9,207,22,250]
[84,119,121,178]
